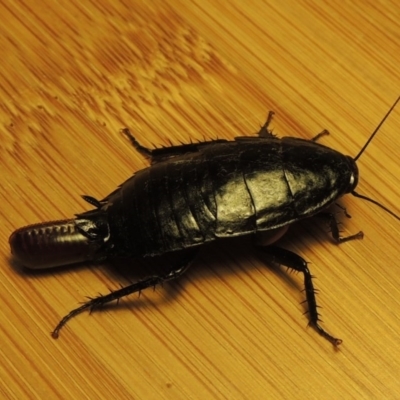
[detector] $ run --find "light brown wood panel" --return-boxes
[1,0,400,398]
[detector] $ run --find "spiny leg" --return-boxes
[318,212,364,243]
[258,111,275,137]
[257,244,342,346]
[121,128,154,158]
[257,113,330,141]
[52,251,197,338]
[311,129,330,142]
[334,203,352,218]
[81,195,103,208]
[121,128,227,164]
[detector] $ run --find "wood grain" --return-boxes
[1,0,400,398]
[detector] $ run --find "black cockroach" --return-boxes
[9,97,400,345]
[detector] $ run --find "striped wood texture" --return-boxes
[1,1,400,399]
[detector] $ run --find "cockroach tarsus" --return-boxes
[9,97,400,346]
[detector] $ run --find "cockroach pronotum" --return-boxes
[9,97,400,345]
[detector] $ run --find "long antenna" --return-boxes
[352,190,400,221]
[354,96,400,161]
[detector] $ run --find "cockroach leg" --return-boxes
[318,212,364,243]
[51,250,197,338]
[257,244,342,347]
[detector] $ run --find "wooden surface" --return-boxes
[1,1,400,398]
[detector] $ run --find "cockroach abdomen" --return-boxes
[9,219,100,269]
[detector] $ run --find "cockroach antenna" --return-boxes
[352,96,400,221]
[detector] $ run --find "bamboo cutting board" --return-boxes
[1,1,400,398]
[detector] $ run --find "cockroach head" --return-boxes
[346,156,359,193]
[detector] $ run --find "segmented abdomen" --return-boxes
[9,220,97,269]
[104,140,295,257]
